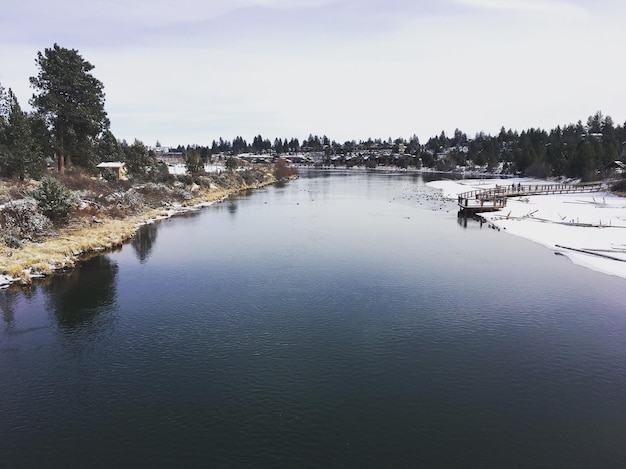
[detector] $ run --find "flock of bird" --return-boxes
[291,181,455,213]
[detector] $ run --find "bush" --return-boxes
[273,158,297,180]
[151,163,174,183]
[225,156,238,171]
[32,177,77,225]
[59,167,104,192]
[103,188,145,216]
[2,198,52,233]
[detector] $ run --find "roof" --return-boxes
[97,162,126,168]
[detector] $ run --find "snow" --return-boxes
[0,274,11,289]
[166,163,226,175]
[428,179,626,280]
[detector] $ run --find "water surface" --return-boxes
[2,170,626,468]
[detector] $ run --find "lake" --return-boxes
[2,169,626,468]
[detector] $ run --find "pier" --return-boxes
[458,182,610,213]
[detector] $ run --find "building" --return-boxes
[96,162,128,180]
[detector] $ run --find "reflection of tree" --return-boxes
[131,223,158,263]
[44,255,118,332]
[227,201,238,215]
[0,289,18,325]
[1,284,39,329]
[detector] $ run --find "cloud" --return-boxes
[2,0,625,145]
[454,0,587,16]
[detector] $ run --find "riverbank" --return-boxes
[428,178,626,279]
[0,170,282,288]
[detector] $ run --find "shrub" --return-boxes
[225,156,238,171]
[136,183,174,207]
[59,167,104,192]
[32,177,77,225]
[152,163,174,183]
[104,188,145,215]
[1,198,52,235]
[273,158,298,180]
[240,170,258,186]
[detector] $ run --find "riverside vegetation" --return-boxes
[0,164,293,285]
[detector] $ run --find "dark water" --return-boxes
[2,170,626,468]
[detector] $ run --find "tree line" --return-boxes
[418,115,626,180]
[1,44,625,182]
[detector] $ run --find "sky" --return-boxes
[1,0,625,147]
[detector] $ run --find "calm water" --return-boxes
[2,170,626,468]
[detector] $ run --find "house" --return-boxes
[97,161,128,180]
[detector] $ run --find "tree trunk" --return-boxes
[57,131,65,173]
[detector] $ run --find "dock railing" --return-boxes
[457,182,610,212]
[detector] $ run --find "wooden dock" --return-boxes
[458,182,610,213]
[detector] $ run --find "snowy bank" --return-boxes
[428,179,626,280]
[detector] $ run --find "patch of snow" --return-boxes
[0,274,13,289]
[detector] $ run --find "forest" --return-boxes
[1,44,625,182]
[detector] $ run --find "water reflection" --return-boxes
[131,223,158,263]
[227,200,238,215]
[0,288,18,325]
[1,285,45,342]
[44,255,118,332]
[457,212,490,229]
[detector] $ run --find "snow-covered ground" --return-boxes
[428,178,626,279]
[167,163,226,175]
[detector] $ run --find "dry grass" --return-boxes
[0,179,37,204]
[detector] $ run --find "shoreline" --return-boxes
[4,171,624,287]
[0,174,281,289]
[428,177,626,280]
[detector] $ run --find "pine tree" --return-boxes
[97,129,124,163]
[122,139,155,177]
[0,89,43,180]
[30,44,108,172]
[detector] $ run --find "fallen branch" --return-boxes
[555,245,626,262]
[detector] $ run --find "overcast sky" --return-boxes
[1,0,624,147]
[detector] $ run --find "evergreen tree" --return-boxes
[225,156,238,171]
[200,146,211,164]
[0,89,43,180]
[252,135,264,153]
[185,148,204,173]
[274,137,284,154]
[97,129,124,163]
[232,136,247,154]
[586,111,603,134]
[122,139,156,177]
[288,138,300,152]
[0,82,8,121]
[29,44,108,172]
[33,177,77,225]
